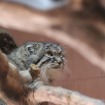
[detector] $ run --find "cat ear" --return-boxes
[0,31,17,54]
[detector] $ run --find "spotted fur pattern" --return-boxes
[8,42,64,70]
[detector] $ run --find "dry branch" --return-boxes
[0,50,20,105]
[0,50,105,105]
[29,81,105,105]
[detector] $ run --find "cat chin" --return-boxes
[40,63,61,70]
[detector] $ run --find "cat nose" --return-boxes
[56,57,63,65]
[58,61,62,65]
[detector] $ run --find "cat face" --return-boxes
[38,43,64,70]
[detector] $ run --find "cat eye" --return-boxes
[46,51,53,56]
[58,52,62,55]
[29,50,34,54]
[26,46,35,54]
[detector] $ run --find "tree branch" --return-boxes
[28,81,105,105]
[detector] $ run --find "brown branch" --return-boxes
[28,81,105,105]
[0,50,20,105]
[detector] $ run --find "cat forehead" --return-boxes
[24,42,62,51]
[24,42,42,48]
[44,43,63,52]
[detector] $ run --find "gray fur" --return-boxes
[8,42,45,70]
[8,42,64,84]
[8,42,64,70]
[0,42,64,105]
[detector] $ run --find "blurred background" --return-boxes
[0,0,105,100]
